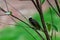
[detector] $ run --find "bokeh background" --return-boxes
[0,0,60,40]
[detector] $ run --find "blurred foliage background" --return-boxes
[0,0,60,40]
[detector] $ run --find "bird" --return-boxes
[29,17,41,30]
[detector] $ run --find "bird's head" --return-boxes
[29,16,33,21]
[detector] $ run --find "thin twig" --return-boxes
[47,0,60,17]
[9,16,37,40]
[0,7,7,13]
[54,0,60,13]
[11,14,32,28]
[31,0,50,40]
[3,0,30,29]
[0,7,32,28]
[6,2,45,39]
[9,15,18,23]
[36,0,40,8]
[3,0,9,11]
[31,0,39,10]
[6,1,27,20]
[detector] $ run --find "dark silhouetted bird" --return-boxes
[29,17,41,30]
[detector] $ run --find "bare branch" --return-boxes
[3,0,9,11]
[0,7,7,13]
[31,0,50,40]
[47,0,60,17]
[6,1,27,20]
[54,0,60,13]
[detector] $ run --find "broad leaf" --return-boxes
[52,24,58,32]
[41,0,45,4]
[46,23,51,32]
[46,22,58,32]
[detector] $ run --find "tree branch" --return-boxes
[0,7,7,13]
[54,0,60,13]
[31,0,50,40]
[47,0,60,17]
[6,1,27,20]
[0,7,31,28]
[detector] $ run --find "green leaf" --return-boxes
[46,23,58,32]
[58,0,60,3]
[41,0,45,4]
[52,24,58,32]
[46,23,51,32]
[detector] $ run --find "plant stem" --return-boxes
[11,15,32,28]
[6,1,27,20]
[47,0,60,17]
[36,0,40,8]
[0,7,7,13]
[0,7,31,28]
[11,15,45,40]
[34,29,45,40]
[54,0,60,13]
[10,16,37,40]
[3,0,9,12]
[31,0,50,40]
